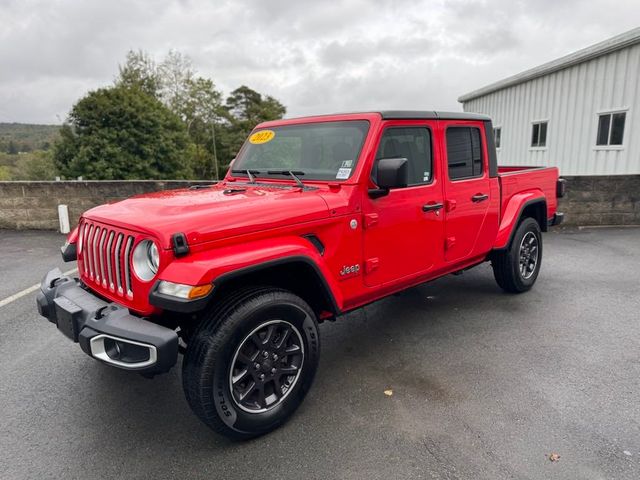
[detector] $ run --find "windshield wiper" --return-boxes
[267,170,306,188]
[231,169,260,184]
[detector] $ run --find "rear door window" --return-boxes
[446,127,483,180]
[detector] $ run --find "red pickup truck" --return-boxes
[37,111,564,439]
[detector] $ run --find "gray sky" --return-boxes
[2,0,639,124]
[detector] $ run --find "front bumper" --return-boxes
[36,268,178,375]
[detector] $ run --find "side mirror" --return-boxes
[369,157,409,198]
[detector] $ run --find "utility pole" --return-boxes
[211,122,219,180]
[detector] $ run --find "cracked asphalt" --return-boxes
[0,227,638,479]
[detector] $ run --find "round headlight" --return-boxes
[148,242,159,273]
[132,239,160,282]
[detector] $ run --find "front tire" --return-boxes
[182,287,320,440]
[492,217,543,293]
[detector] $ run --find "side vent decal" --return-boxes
[302,234,325,256]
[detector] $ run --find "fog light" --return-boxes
[157,281,213,300]
[89,335,157,369]
[105,338,122,360]
[103,338,151,363]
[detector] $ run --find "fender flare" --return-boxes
[151,236,343,314]
[212,255,341,315]
[493,193,547,250]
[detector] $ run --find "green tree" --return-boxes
[116,49,195,112]
[114,50,288,178]
[220,86,286,165]
[53,85,190,180]
[158,50,195,114]
[180,77,225,178]
[116,50,162,97]
[225,85,286,126]
[14,150,57,180]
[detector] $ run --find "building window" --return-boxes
[446,127,483,180]
[596,111,626,146]
[531,121,547,148]
[493,127,501,149]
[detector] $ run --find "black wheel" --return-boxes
[182,287,320,440]
[492,217,542,293]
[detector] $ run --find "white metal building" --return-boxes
[459,28,640,175]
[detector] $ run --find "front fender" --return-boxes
[493,190,545,250]
[158,236,344,310]
[66,225,79,244]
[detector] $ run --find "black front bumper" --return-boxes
[36,268,178,375]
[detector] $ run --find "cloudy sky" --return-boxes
[2,0,639,124]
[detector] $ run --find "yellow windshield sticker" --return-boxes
[249,130,275,144]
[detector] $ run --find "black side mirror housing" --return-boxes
[368,157,409,198]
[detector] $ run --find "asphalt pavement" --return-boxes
[0,228,638,480]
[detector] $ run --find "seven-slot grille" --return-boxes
[79,220,136,298]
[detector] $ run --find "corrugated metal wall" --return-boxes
[462,43,640,175]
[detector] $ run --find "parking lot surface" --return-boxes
[1,227,639,480]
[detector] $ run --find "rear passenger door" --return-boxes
[442,123,491,263]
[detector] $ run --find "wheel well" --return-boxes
[210,260,338,318]
[520,200,547,232]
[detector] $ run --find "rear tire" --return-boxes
[182,287,320,440]
[492,217,542,293]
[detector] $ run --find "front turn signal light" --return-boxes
[188,284,213,299]
[157,281,213,300]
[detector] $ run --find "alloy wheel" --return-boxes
[229,320,304,413]
[518,231,539,279]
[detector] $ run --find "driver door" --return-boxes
[362,122,445,287]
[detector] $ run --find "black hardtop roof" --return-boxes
[266,110,492,125]
[379,110,491,121]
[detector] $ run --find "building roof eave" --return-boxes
[458,27,640,103]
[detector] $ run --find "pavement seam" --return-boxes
[0,268,78,308]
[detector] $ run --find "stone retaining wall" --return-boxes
[0,176,638,230]
[558,175,640,226]
[0,180,215,230]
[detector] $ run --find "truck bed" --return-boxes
[497,165,560,223]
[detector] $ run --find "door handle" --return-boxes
[422,202,444,212]
[471,193,489,203]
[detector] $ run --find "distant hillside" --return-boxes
[0,123,60,153]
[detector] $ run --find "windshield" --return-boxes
[231,120,369,181]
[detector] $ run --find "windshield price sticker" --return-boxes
[249,130,276,144]
[336,168,351,180]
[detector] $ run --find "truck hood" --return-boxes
[84,182,331,248]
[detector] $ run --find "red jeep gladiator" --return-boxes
[37,111,565,439]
